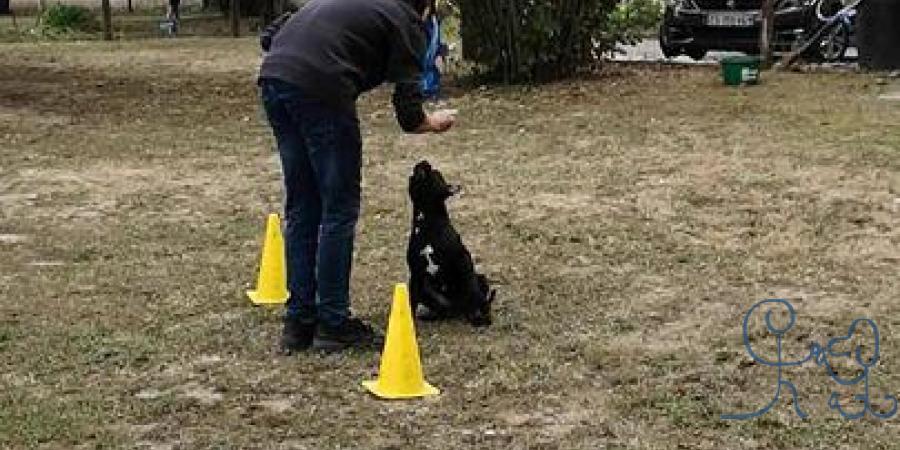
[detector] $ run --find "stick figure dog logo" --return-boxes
[721,299,898,421]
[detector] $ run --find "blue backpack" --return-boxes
[421,15,443,99]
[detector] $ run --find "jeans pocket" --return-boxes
[261,85,295,133]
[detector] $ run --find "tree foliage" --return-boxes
[455,0,662,83]
[40,4,99,34]
[214,0,302,20]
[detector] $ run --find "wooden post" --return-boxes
[503,0,513,84]
[101,0,113,41]
[127,0,133,13]
[760,0,775,68]
[231,0,240,37]
[37,0,45,26]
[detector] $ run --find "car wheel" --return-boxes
[659,22,678,58]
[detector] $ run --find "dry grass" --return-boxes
[1,38,900,449]
[0,10,262,43]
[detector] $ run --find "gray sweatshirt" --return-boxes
[258,0,427,131]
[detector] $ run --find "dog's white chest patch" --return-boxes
[420,244,440,275]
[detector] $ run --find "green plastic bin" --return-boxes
[721,56,760,86]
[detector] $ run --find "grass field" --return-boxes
[1,38,899,449]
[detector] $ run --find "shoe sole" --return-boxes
[312,337,383,353]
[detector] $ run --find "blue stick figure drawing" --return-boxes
[721,299,814,420]
[722,299,898,421]
[822,318,898,420]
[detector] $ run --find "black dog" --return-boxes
[406,160,495,327]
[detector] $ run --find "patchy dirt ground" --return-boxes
[1,38,899,449]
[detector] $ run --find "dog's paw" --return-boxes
[416,305,446,322]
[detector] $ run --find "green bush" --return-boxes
[455,0,663,83]
[40,4,99,33]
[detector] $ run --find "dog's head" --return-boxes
[409,160,460,210]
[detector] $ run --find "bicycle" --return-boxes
[810,0,857,62]
[779,0,864,68]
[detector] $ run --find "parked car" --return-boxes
[659,0,854,62]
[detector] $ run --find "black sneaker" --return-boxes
[312,317,383,352]
[280,317,316,355]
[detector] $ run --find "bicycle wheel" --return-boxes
[813,21,850,62]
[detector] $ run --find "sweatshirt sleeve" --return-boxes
[392,82,426,132]
[387,17,427,132]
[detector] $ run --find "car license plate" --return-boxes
[706,12,755,27]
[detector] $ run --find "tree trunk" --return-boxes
[231,0,240,37]
[261,0,274,26]
[760,0,775,68]
[102,0,113,41]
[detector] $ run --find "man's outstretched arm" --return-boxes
[392,82,454,133]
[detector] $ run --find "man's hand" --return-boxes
[417,109,457,133]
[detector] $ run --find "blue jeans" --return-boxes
[260,78,361,328]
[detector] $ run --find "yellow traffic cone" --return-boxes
[246,213,289,305]
[363,283,439,399]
